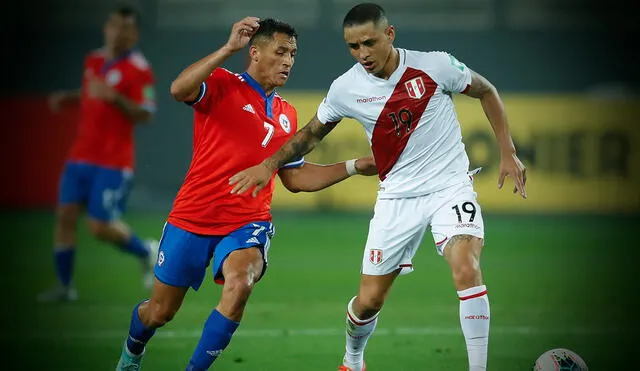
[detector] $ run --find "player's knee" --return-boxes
[357,293,386,315]
[56,205,80,230]
[223,270,256,306]
[451,257,482,289]
[453,262,480,283]
[146,300,179,328]
[355,273,396,316]
[87,219,110,240]
[445,234,483,287]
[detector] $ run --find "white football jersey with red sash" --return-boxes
[317,49,473,199]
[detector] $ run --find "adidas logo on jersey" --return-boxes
[243,104,255,114]
[246,237,260,244]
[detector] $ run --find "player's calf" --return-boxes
[444,234,484,290]
[118,279,188,370]
[88,218,156,288]
[87,218,151,258]
[186,248,263,370]
[142,298,179,328]
[352,270,399,318]
[216,247,263,320]
[341,271,398,370]
[444,234,489,371]
[55,203,80,246]
[138,279,188,330]
[37,204,81,302]
[54,204,81,289]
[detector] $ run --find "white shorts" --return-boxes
[362,180,485,276]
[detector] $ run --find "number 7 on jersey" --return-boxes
[262,122,274,147]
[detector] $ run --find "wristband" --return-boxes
[345,159,358,176]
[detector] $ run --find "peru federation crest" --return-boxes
[405,77,426,99]
[369,249,383,265]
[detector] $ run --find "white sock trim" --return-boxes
[346,296,379,326]
[124,341,145,358]
[457,285,487,300]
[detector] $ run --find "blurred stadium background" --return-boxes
[1,0,639,370]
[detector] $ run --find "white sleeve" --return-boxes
[429,51,472,94]
[316,80,347,124]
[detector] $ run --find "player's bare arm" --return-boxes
[278,156,376,193]
[229,114,339,197]
[465,70,527,198]
[113,93,153,122]
[86,75,152,123]
[49,89,81,113]
[267,115,338,170]
[170,17,260,102]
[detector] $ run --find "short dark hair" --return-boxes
[342,3,386,28]
[113,4,141,27]
[250,18,298,45]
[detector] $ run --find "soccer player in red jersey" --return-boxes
[115,17,376,370]
[38,6,159,302]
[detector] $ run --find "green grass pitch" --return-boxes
[1,211,633,370]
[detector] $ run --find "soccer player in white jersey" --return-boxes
[229,3,527,370]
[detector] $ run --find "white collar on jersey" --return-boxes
[364,48,407,84]
[360,48,407,85]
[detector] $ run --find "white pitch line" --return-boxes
[7,326,628,341]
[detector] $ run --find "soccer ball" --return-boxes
[533,348,588,370]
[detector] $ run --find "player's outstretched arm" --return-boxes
[464,70,527,198]
[49,90,81,113]
[170,17,260,102]
[278,156,376,193]
[229,114,338,197]
[85,72,153,123]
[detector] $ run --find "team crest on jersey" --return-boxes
[106,69,122,86]
[369,249,383,265]
[279,114,291,133]
[157,251,165,267]
[405,77,426,99]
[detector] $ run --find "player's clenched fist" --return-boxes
[225,17,261,52]
[228,162,273,197]
[355,156,377,176]
[48,92,66,112]
[87,76,117,102]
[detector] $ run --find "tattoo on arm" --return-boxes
[464,70,495,99]
[309,119,338,139]
[266,116,338,169]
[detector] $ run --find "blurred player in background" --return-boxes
[38,6,158,302]
[229,3,527,371]
[115,17,376,370]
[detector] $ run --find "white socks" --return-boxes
[342,287,489,371]
[458,285,490,371]
[343,296,378,370]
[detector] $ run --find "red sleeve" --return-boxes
[129,68,156,113]
[187,68,230,113]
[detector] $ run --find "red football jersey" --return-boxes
[167,68,302,235]
[67,49,156,169]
